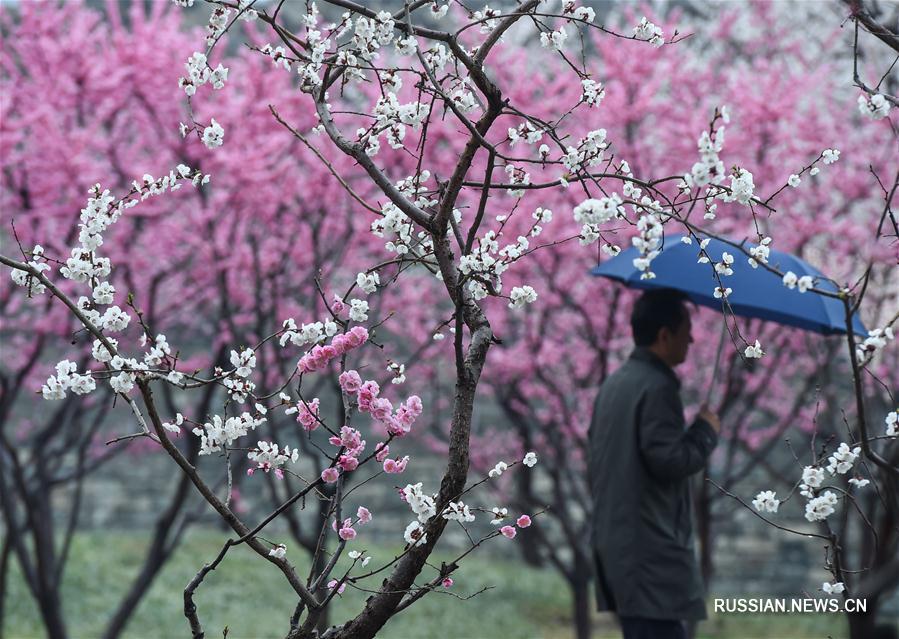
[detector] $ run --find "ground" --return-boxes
[4,529,847,638]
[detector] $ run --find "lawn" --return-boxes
[3,528,850,638]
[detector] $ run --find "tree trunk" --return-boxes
[847,600,879,639]
[571,571,592,639]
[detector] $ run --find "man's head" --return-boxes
[631,289,693,367]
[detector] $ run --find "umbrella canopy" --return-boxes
[590,234,867,336]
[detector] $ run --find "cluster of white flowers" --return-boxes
[804,490,838,522]
[248,441,300,470]
[508,285,538,309]
[504,164,531,198]
[751,490,779,513]
[191,412,266,455]
[561,1,595,22]
[573,195,624,249]
[356,271,380,294]
[259,44,291,70]
[826,442,861,475]
[388,361,406,384]
[886,410,898,437]
[352,9,395,61]
[222,348,257,402]
[855,325,894,365]
[349,299,369,322]
[162,412,185,434]
[799,465,825,498]
[562,129,608,175]
[473,5,501,33]
[488,461,508,478]
[781,271,814,293]
[540,26,568,50]
[580,79,605,107]
[822,148,840,164]
[713,252,734,298]
[178,52,229,97]
[743,340,764,359]
[857,93,891,120]
[108,354,149,394]
[508,121,543,147]
[631,211,665,279]
[371,172,438,256]
[748,236,772,269]
[722,167,755,206]
[9,245,50,295]
[144,334,172,367]
[633,16,664,47]
[684,126,725,189]
[366,93,431,154]
[347,549,372,566]
[279,317,337,348]
[41,360,96,400]
[442,501,476,523]
[202,119,225,149]
[403,483,436,522]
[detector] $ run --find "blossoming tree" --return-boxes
[1,2,896,639]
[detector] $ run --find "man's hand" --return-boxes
[699,404,721,433]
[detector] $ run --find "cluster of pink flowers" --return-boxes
[296,326,368,374]
[331,505,373,542]
[320,426,367,484]
[295,398,320,432]
[500,514,532,540]
[338,370,423,437]
[374,442,409,474]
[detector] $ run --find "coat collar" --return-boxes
[629,346,681,388]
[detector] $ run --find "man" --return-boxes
[588,288,720,639]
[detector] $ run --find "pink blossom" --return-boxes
[346,326,369,348]
[442,577,454,588]
[321,345,338,360]
[339,370,363,394]
[321,467,339,483]
[339,525,356,541]
[331,296,346,314]
[246,468,255,476]
[274,468,284,480]
[516,515,532,528]
[327,579,346,594]
[370,397,394,422]
[296,398,320,432]
[374,442,390,462]
[500,525,517,539]
[357,506,372,524]
[331,334,349,354]
[338,454,359,472]
[383,455,409,474]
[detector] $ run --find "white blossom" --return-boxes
[488,461,508,478]
[822,581,845,595]
[886,410,898,437]
[403,520,427,547]
[782,271,798,289]
[857,93,891,120]
[349,299,369,322]
[744,340,764,359]
[633,16,664,47]
[787,174,801,187]
[826,442,860,475]
[490,507,507,524]
[269,544,287,560]
[202,118,225,149]
[804,490,838,522]
[581,79,605,107]
[822,148,840,164]
[356,271,380,294]
[523,451,538,467]
[752,490,779,514]
[507,285,538,309]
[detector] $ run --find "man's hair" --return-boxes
[630,289,690,346]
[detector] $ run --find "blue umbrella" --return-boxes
[590,233,867,336]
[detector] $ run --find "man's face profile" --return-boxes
[653,304,693,367]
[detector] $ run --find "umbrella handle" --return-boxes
[705,320,727,406]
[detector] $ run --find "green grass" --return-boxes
[3,529,851,638]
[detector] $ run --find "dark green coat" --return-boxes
[587,347,718,621]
